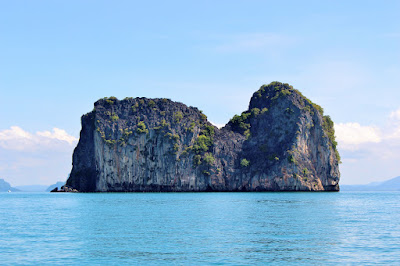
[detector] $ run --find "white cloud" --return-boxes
[0,126,33,140]
[386,107,400,140]
[210,121,225,129]
[335,107,400,151]
[37,128,77,145]
[387,126,400,142]
[0,126,77,186]
[336,108,400,184]
[335,123,381,150]
[390,108,400,121]
[0,126,77,151]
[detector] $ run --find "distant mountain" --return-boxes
[341,176,400,191]
[46,181,65,192]
[14,185,48,192]
[0,179,20,192]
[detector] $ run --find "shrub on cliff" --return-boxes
[111,114,119,122]
[203,153,215,166]
[148,100,156,108]
[136,121,148,134]
[229,112,250,133]
[322,115,341,162]
[240,158,250,167]
[173,111,183,123]
[193,135,212,153]
[193,155,202,166]
[104,96,118,105]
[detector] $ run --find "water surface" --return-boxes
[1,192,399,265]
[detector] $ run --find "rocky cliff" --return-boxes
[66,82,340,192]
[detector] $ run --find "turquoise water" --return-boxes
[1,192,399,265]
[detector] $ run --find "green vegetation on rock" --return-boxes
[188,122,216,167]
[104,139,116,145]
[173,143,179,151]
[181,146,192,156]
[132,102,139,112]
[119,128,133,146]
[104,96,118,105]
[229,112,251,134]
[193,155,202,166]
[193,123,214,154]
[154,119,170,131]
[240,158,250,167]
[251,108,260,116]
[148,100,156,108]
[201,124,214,137]
[111,114,119,122]
[323,115,341,163]
[200,112,207,121]
[288,154,296,163]
[203,152,215,166]
[202,170,210,176]
[136,121,148,134]
[173,111,183,123]
[193,135,212,153]
[303,168,309,176]
[188,122,196,132]
[165,132,180,142]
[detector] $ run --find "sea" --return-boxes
[1,192,399,265]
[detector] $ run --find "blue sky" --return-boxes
[1,0,400,186]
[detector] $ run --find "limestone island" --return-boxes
[65,82,340,192]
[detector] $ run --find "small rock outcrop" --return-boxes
[50,185,78,193]
[46,181,66,192]
[66,82,340,192]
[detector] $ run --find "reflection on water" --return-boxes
[0,192,399,264]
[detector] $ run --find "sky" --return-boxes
[0,0,399,186]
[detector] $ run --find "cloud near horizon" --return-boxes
[335,123,382,151]
[210,121,225,129]
[335,107,400,184]
[0,126,77,151]
[335,107,400,151]
[390,108,400,121]
[0,126,77,186]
